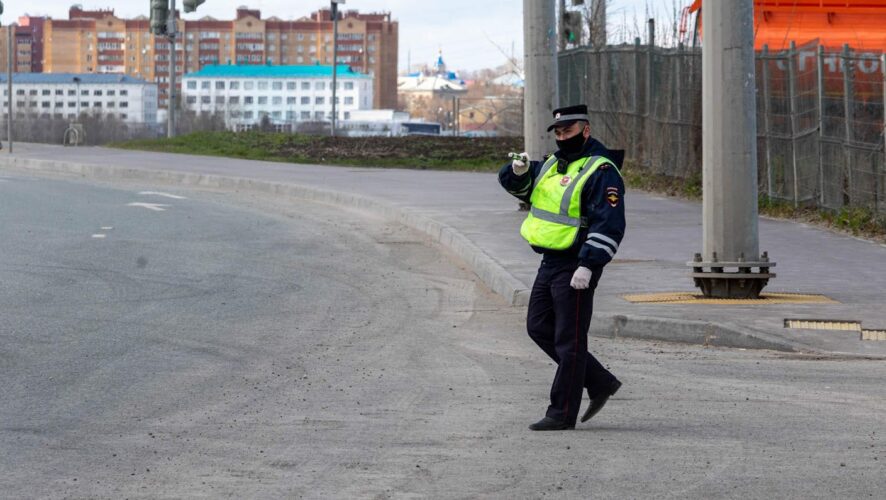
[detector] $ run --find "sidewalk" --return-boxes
[3,143,886,358]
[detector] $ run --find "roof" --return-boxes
[183,64,372,79]
[0,73,151,85]
[397,74,467,93]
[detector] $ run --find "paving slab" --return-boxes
[3,143,886,357]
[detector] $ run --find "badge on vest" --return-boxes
[560,175,571,186]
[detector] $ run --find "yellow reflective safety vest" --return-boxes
[520,154,620,251]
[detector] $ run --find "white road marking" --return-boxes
[101,226,113,230]
[127,202,170,212]
[92,234,106,239]
[138,191,187,200]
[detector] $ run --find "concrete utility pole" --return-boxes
[589,0,607,49]
[167,0,177,138]
[523,0,558,162]
[690,0,775,299]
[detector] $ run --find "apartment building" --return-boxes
[181,64,372,130]
[1,73,158,124]
[16,5,396,110]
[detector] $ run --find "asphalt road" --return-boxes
[2,174,884,499]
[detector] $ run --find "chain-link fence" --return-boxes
[560,41,886,214]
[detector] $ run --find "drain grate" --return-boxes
[622,292,837,305]
[784,319,886,341]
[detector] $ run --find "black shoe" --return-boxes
[528,416,575,431]
[581,380,622,423]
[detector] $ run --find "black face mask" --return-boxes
[556,131,587,157]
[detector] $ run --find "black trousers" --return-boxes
[527,258,619,423]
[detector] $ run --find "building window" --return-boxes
[297,33,304,41]
[229,96,240,104]
[272,111,281,119]
[29,90,37,96]
[272,96,282,105]
[82,90,89,96]
[93,102,102,107]
[300,96,309,104]
[244,81,255,90]
[244,111,254,119]
[68,90,76,96]
[315,111,324,120]
[244,96,254,104]
[315,96,325,105]
[201,81,210,90]
[68,101,76,107]
[42,89,51,96]
[272,81,283,91]
[344,111,350,120]
[215,96,224,105]
[187,81,197,90]
[344,82,354,90]
[41,101,51,108]
[344,96,354,105]
[107,102,115,108]
[215,81,225,90]
[301,82,310,90]
[55,89,64,96]
[286,97,296,104]
[258,96,268,105]
[120,90,128,96]
[315,82,325,90]
[16,89,24,95]
[81,101,89,108]
[94,90,103,96]
[257,81,269,90]
[120,114,127,120]
[108,90,116,96]
[300,111,310,119]
[120,102,128,108]
[201,96,211,104]
[286,82,296,90]
[229,81,240,90]
[186,96,197,104]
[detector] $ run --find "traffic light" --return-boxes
[183,0,205,13]
[150,0,169,35]
[562,11,582,45]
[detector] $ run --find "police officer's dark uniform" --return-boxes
[499,105,624,430]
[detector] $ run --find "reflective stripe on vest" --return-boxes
[520,155,618,251]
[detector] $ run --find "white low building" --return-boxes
[1,73,159,124]
[181,64,373,130]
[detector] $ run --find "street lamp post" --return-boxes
[330,0,345,137]
[6,19,13,153]
[73,76,81,119]
[167,0,177,138]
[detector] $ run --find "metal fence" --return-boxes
[560,40,886,214]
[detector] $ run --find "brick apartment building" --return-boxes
[3,6,397,110]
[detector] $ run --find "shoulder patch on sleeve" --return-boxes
[606,186,620,207]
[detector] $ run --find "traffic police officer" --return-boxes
[499,104,624,431]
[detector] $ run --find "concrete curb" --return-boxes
[1,154,810,353]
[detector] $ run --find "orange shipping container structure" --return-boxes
[689,0,886,51]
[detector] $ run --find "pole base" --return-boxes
[687,252,776,299]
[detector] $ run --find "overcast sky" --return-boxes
[14,0,669,72]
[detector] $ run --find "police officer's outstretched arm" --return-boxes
[498,153,540,204]
[579,165,626,269]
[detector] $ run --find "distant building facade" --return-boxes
[1,73,158,124]
[9,6,397,110]
[181,64,372,130]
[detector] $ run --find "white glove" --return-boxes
[570,266,593,290]
[511,152,529,175]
